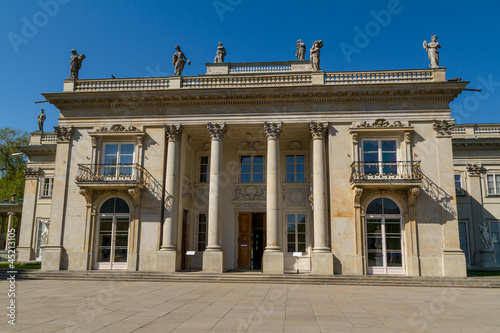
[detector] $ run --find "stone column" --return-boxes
[203,122,226,273]
[263,122,284,274]
[17,168,40,262]
[4,213,15,250]
[157,124,182,273]
[406,187,421,276]
[310,121,334,275]
[42,126,74,271]
[433,120,466,277]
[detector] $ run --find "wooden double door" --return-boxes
[238,212,266,270]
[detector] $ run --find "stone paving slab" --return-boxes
[0,280,499,332]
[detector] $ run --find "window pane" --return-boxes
[298,234,306,243]
[287,223,295,232]
[240,165,251,173]
[297,224,306,233]
[253,165,264,173]
[99,234,112,247]
[288,234,295,243]
[115,235,128,247]
[382,152,397,163]
[383,198,400,214]
[296,164,305,173]
[381,140,397,152]
[368,252,383,267]
[115,198,130,213]
[363,141,378,152]
[286,174,295,182]
[253,156,264,164]
[104,144,118,155]
[241,156,251,164]
[287,214,295,224]
[366,198,383,214]
[296,155,305,163]
[287,244,295,252]
[99,248,111,262]
[240,174,251,182]
[386,252,402,267]
[296,174,305,182]
[253,174,264,182]
[286,156,294,164]
[363,152,379,163]
[114,248,128,262]
[104,156,117,165]
[120,155,133,164]
[386,237,401,250]
[100,199,115,213]
[298,244,306,253]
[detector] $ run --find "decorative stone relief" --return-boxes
[207,122,227,140]
[237,141,265,151]
[233,185,266,201]
[39,219,50,246]
[479,222,492,249]
[183,178,194,200]
[54,125,74,142]
[353,186,363,208]
[408,186,420,205]
[432,119,454,136]
[128,187,141,205]
[290,141,301,150]
[309,121,329,140]
[96,125,140,132]
[466,163,482,176]
[79,188,93,203]
[24,167,40,179]
[193,185,209,207]
[283,186,309,207]
[263,122,283,140]
[164,124,183,141]
[357,119,405,128]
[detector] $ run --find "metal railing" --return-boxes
[350,161,423,181]
[75,164,147,184]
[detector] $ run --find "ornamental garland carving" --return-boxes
[182,178,194,200]
[466,163,482,176]
[207,122,227,140]
[357,119,405,128]
[233,185,266,201]
[432,119,454,136]
[309,121,329,140]
[24,167,40,179]
[54,125,74,142]
[96,124,140,132]
[263,122,283,140]
[164,124,183,141]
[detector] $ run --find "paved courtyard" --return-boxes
[1,279,499,332]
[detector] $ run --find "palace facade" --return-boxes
[17,60,493,276]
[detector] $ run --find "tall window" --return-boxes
[455,174,464,195]
[199,156,209,183]
[458,221,470,266]
[197,213,207,251]
[40,177,54,197]
[103,143,134,177]
[486,174,500,195]
[287,213,306,253]
[362,140,397,175]
[240,155,264,182]
[286,155,305,182]
[490,221,500,264]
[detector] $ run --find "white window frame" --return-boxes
[285,154,306,183]
[199,155,210,183]
[455,173,465,195]
[239,154,265,183]
[197,213,208,252]
[101,142,136,179]
[40,176,54,198]
[486,173,500,196]
[285,212,308,254]
[361,138,400,176]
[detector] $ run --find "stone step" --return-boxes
[2,270,499,288]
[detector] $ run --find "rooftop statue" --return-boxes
[423,35,441,68]
[69,49,86,79]
[214,42,226,63]
[37,109,46,132]
[172,45,191,76]
[310,40,323,71]
[296,39,306,60]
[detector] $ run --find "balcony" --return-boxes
[75,164,148,189]
[350,161,423,189]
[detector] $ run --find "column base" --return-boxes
[442,249,467,277]
[41,246,63,271]
[262,251,284,274]
[156,250,178,273]
[16,246,33,262]
[312,252,334,275]
[202,251,225,273]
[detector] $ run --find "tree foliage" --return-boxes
[0,127,29,199]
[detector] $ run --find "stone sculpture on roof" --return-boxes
[69,49,86,79]
[296,39,306,60]
[310,40,323,71]
[214,42,226,63]
[423,35,441,68]
[172,45,191,76]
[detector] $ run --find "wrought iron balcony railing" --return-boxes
[75,164,147,184]
[350,161,423,182]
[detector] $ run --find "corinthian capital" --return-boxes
[54,126,74,142]
[164,124,182,141]
[432,119,454,136]
[207,122,227,140]
[309,121,329,140]
[263,122,283,140]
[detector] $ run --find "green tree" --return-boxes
[0,127,29,199]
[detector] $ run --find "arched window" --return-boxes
[365,197,404,275]
[95,197,130,270]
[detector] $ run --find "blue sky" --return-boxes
[1,0,499,133]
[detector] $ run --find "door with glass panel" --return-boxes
[365,197,404,275]
[95,198,130,270]
[102,143,134,179]
[362,140,398,177]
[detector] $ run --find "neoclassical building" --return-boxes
[17,60,473,276]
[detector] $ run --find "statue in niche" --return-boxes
[423,35,441,68]
[479,222,492,249]
[310,40,323,71]
[214,42,226,63]
[172,45,191,76]
[295,39,306,60]
[37,109,46,132]
[69,49,86,79]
